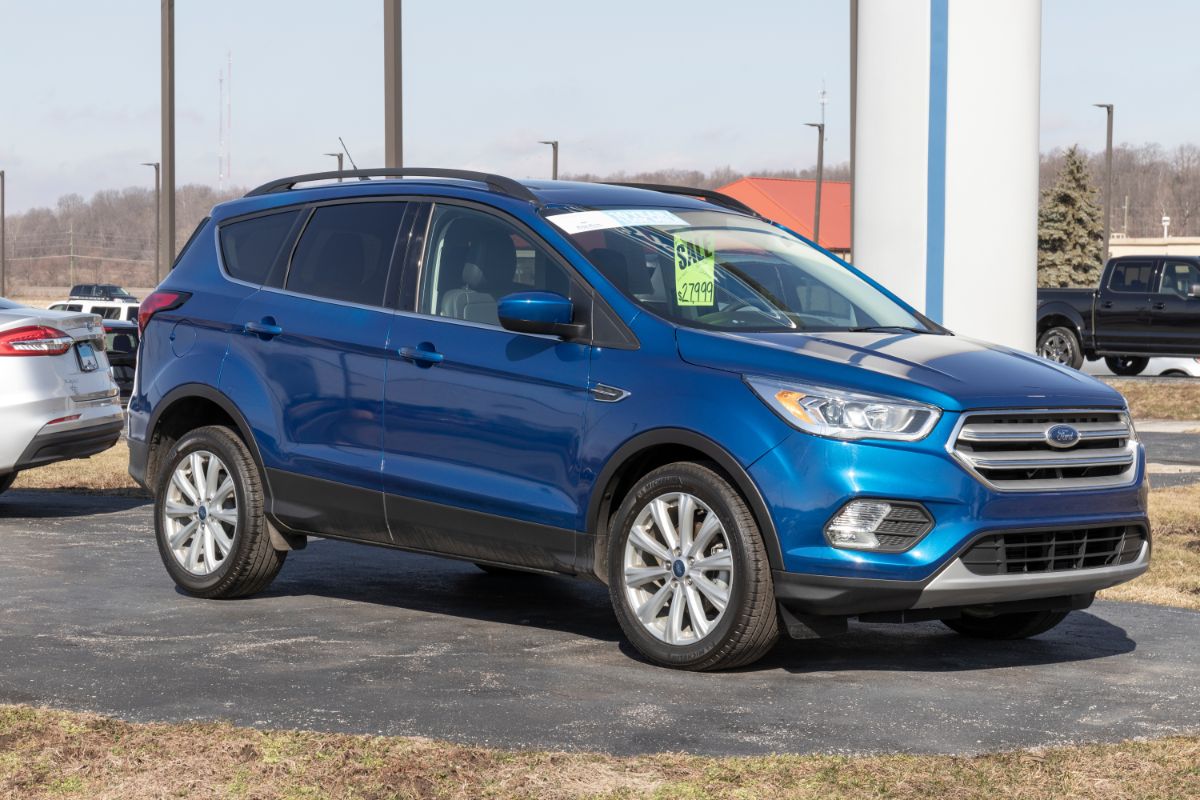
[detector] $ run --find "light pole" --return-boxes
[325,152,344,181]
[1094,103,1113,262]
[384,0,403,167]
[805,122,825,245]
[142,162,161,283]
[0,169,6,298]
[539,140,559,179]
[161,0,176,272]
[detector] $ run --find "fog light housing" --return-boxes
[824,500,933,552]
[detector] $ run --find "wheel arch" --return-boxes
[1037,305,1086,342]
[586,429,783,582]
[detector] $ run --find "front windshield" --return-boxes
[548,207,933,333]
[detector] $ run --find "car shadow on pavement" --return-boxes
[0,490,150,519]
[258,540,1137,671]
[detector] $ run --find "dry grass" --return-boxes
[1108,378,1200,420]
[12,440,142,495]
[0,706,1196,800]
[1100,484,1200,609]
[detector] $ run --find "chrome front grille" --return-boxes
[951,410,1137,492]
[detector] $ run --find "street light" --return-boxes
[804,122,825,245]
[1094,103,1114,261]
[141,162,161,283]
[538,140,559,180]
[0,169,6,298]
[325,152,344,181]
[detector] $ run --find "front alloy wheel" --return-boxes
[608,462,778,671]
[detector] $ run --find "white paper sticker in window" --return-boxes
[549,209,688,235]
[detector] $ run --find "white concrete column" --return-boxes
[853,0,1041,353]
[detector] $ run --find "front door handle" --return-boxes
[244,318,283,338]
[1100,300,1114,309]
[1152,302,1167,310]
[398,345,444,366]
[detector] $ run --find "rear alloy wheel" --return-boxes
[0,472,16,496]
[1105,356,1149,376]
[1036,326,1083,369]
[608,462,778,671]
[154,425,285,598]
[942,609,1069,640]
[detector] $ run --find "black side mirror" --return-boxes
[498,292,586,340]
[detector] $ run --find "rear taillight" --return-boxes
[0,325,74,357]
[138,291,191,334]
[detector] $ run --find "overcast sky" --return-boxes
[1,0,1196,212]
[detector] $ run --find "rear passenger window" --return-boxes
[286,203,405,306]
[1107,261,1154,293]
[220,210,300,285]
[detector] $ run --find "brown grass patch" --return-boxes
[1100,484,1200,610]
[1107,378,1200,420]
[0,706,1197,800]
[12,440,143,496]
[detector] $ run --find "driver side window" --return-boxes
[418,205,573,327]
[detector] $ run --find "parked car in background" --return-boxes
[102,319,139,404]
[49,297,139,321]
[129,169,1149,671]
[1084,356,1200,378]
[69,284,138,302]
[0,297,124,496]
[1037,255,1200,374]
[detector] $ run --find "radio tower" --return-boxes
[226,50,232,186]
[217,69,225,190]
[217,51,233,190]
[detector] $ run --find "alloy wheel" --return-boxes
[1039,330,1074,364]
[622,492,734,645]
[162,450,238,576]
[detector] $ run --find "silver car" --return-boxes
[0,298,124,496]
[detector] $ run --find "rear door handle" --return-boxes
[398,345,444,365]
[244,319,283,337]
[1100,301,1114,309]
[1152,302,1167,310]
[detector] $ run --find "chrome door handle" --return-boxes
[398,346,444,365]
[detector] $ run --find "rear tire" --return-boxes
[942,610,1069,640]
[154,425,285,599]
[1036,326,1084,369]
[1105,356,1149,376]
[0,472,17,496]
[608,462,779,671]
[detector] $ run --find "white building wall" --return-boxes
[853,0,930,312]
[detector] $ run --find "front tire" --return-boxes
[1036,326,1084,369]
[608,462,779,671]
[942,610,1069,640]
[1105,356,1149,376]
[154,425,285,598]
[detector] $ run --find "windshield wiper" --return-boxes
[846,325,937,335]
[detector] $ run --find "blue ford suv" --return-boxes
[129,169,1149,670]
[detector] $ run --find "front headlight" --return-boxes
[746,377,941,441]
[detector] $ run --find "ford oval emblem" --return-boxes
[1046,424,1081,448]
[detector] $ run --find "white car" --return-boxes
[1083,357,1200,378]
[48,298,139,322]
[0,298,124,496]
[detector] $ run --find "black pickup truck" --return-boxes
[1037,255,1200,374]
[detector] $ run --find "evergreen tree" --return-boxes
[1038,145,1105,287]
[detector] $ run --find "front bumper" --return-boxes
[751,419,1151,615]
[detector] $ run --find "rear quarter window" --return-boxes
[219,210,301,285]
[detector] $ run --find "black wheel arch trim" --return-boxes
[144,383,274,506]
[585,428,784,577]
[1036,303,1087,342]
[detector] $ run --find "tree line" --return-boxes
[0,143,1191,293]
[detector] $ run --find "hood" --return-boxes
[676,328,1125,412]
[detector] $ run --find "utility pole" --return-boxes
[1094,103,1114,261]
[161,0,176,269]
[0,170,6,298]
[384,0,403,168]
[142,162,161,283]
[1123,195,1129,236]
[325,152,344,180]
[805,122,826,245]
[538,140,559,179]
[69,223,76,288]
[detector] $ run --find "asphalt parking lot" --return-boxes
[1,491,1197,757]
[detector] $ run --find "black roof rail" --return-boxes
[601,182,760,217]
[245,168,539,203]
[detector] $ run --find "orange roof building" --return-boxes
[717,177,852,255]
